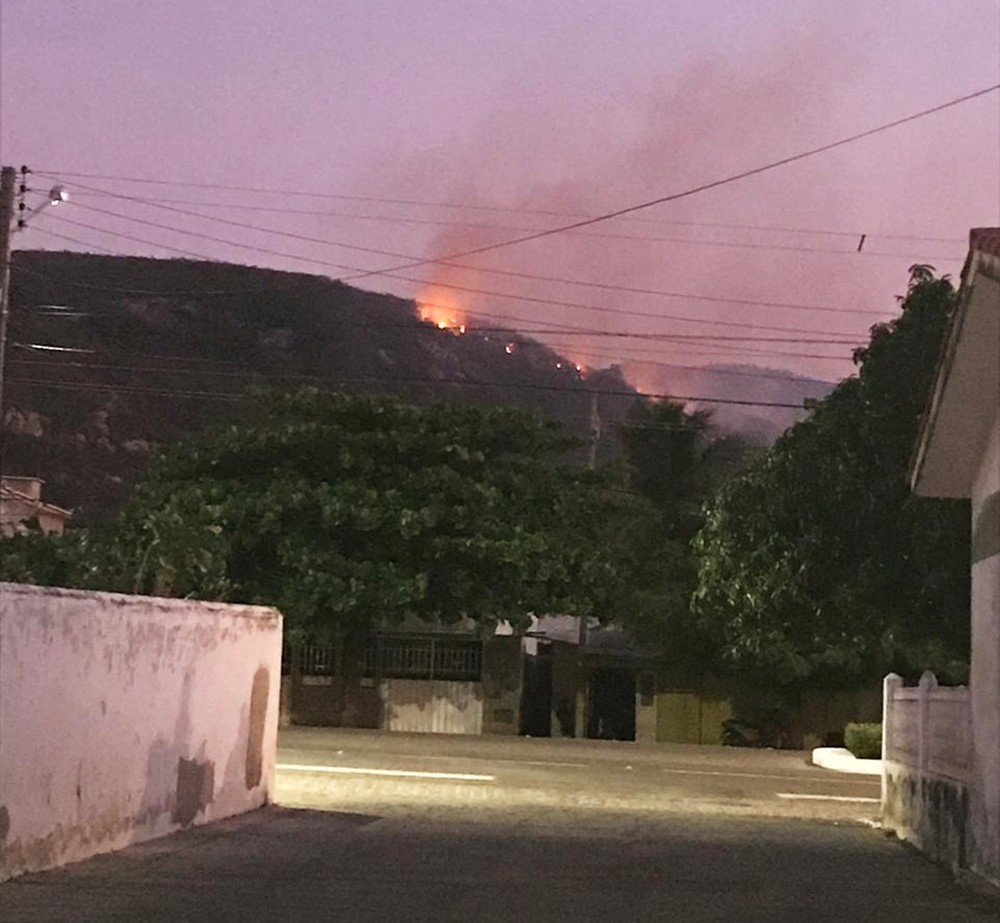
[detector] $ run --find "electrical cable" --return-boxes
[66,189,961,264]
[52,186,944,314]
[39,211,872,339]
[20,222,893,320]
[4,366,809,408]
[8,322,841,383]
[62,189,967,246]
[317,83,1000,278]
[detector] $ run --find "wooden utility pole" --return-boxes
[587,391,601,470]
[0,165,17,484]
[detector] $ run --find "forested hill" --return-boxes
[5,250,641,523]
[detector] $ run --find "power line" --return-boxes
[38,210,871,339]
[5,371,769,435]
[544,338,852,362]
[22,215,892,320]
[35,219,207,261]
[13,255,337,298]
[7,270,858,363]
[64,186,961,264]
[12,304,856,345]
[30,226,121,255]
[5,366,809,408]
[328,83,1000,279]
[8,325,839,383]
[34,175,970,245]
[45,210,344,270]
[6,375,247,402]
[53,187,939,315]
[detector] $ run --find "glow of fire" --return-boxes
[417,288,467,335]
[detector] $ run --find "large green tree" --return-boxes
[73,389,625,640]
[693,266,970,690]
[611,398,755,673]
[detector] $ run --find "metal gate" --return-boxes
[380,679,484,734]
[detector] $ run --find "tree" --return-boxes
[693,266,970,693]
[84,389,626,641]
[611,398,755,674]
[0,525,87,588]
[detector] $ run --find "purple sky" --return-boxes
[2,0,999,396]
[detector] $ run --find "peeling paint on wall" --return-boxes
[0,583,282,881]
[174,757,215,826]
[245,667,270,790]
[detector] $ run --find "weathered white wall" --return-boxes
[969,409,1000,882]
[881,673,971,869]
[0,583,282,881]
[380,679,483,734]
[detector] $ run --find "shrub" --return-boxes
[844,722,882,759]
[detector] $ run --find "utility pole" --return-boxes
[587,391,601,470]
[0,165,17,486]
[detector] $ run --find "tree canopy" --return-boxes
[41,390,627,640]
[609,398,755,673]
[693,266,970,690]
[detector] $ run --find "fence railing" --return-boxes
[285,636,484,683]
[883,672,971,782]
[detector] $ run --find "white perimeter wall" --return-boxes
[0,583,282,880]
[970,410,1000,881]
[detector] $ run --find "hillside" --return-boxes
[631,362,833,444]
[4,251,641,523]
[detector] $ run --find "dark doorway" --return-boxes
[520,642,553,737]
[588,669,636,741]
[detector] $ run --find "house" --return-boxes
[521,615,660,742]
[0,476,72,536]
[281,616,522,736]
[899,227,1000,880]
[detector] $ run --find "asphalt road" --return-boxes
[2,730,998,922]
[276,727,883,824]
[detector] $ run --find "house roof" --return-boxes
[528,615,658,660]
[910,228,1000,498]
[970,227,1000,258]
[0,484,73,520]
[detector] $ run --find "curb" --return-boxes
[811,747,882,776]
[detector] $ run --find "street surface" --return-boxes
[2,729,997,921]
[276,727,883,824]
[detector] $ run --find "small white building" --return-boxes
[910,227,1000,881]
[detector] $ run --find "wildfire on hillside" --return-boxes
[416,287,467,335]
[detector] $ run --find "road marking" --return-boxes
[413,755,587,769]
[518,760,587,768]
[281,751,586,770]
[776,792,880,804]
[661,767,879,785]
[277,763,495,782]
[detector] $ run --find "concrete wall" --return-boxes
[969,409,1000,881]
[635,671,657,743]
[882,672,972,870]
[655,691,732,745]
[481,636,521,735]
[381,679,483,733]
[549,642,583,738]
[0,583,282,881]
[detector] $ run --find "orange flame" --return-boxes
[416,287,467,335]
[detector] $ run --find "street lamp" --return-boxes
[17,177,69,229]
